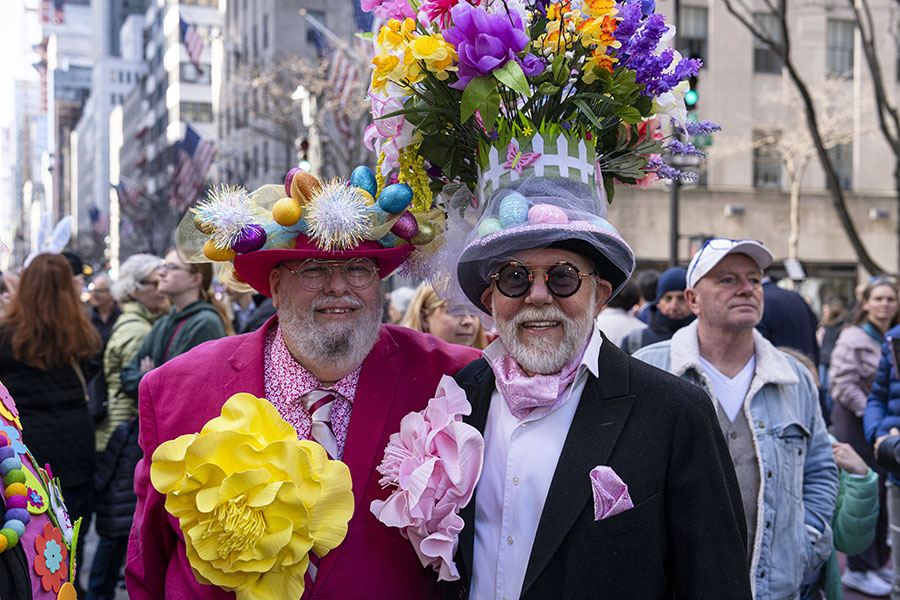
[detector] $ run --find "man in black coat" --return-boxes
[441,178,751,600]
[756,277,820,364]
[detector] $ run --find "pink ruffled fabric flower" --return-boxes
[370,375,484,581]
[361,0,416,20]
[364,93,422,169]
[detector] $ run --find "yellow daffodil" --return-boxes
[410,34,458,80]
[582,49,618,83]
[579,15,621,49]
[582,0,617,18]
[376,18,418,52]
[150,393,354,600]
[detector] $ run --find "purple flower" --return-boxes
[444,3,544,90]
[615,1,644,47]
[640,0,655,15]
[682,120,722,136]
[667,139,707,158]
[655,163,698,181]
[487,129,500,140]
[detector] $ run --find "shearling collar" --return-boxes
[668,320,799,387]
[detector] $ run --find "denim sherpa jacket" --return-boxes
[635,321,838,600]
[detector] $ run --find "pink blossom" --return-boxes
[370,376,485,581]
[362,0,416,20]
[365,93,422,169]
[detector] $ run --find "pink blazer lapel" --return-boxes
[311,328,401,588]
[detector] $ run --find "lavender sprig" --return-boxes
[680,120,722,136]
[667,139,707,158]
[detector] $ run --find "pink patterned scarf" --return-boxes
[488,341,589,420]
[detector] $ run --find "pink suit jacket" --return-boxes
[126,318,480,599]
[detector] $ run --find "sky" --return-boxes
[0,0,39,124]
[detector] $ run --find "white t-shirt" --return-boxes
[699,355,755,422]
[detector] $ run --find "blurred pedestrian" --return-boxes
[622,266,694,354]
[119,250,232,399]
[636,239,838,598]
[88,254,167,600]
[388,285,416,324]
[88,274,121,343]
[757,274,820,364]
[632,268,659,322]
[830,278,899,594]
[399,284,488,349]
[0,253,103,594]
[595,279,643,347]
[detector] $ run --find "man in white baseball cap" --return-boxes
[635,238,838,598]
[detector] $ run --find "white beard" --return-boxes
[493,296,596,375]
[279,293,383,373]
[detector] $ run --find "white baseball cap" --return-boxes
[686,239,774,289]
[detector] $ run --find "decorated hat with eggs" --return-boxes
[454,155,636,312]
[175,166,445,297]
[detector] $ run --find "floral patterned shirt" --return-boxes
[263,325,359,459]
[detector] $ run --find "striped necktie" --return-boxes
[298,390,340,597]
[300,389,339,460]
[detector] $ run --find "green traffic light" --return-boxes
[685,89,698,107]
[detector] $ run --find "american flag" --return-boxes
[114,181,142,208]
[179,18,204,74]
[169,125,216,213]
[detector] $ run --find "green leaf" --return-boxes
[572,99,603,129]
[602,172,616,204]
[493,60,531,97]
[461,76,498,123]
[480,88,502,132]
[616,106,643,125]
[355,32,374,41]
[537,82,561,95]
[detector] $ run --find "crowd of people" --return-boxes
[3,212,900,600]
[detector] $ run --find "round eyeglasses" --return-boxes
[284,258,378,291]
[489,261,597,298]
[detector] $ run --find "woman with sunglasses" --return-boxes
[88,253,166,600]
[119,250,232,401]
[830,278,900,595]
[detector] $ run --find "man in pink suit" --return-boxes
[126,199,480,597]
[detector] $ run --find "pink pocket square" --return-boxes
[590,466,634,520]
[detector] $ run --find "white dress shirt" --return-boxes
[470,325,603,600]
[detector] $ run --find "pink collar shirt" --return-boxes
[263,325,359,459]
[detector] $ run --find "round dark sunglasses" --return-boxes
[489,261,597,298]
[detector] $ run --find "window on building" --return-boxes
[752,129,781,188]
[306,10,326,47]
[263,141,269,173]
[253,145,259,177]
[252,24,258,60]
[827,19,855,77]
[753,13,782,74]
[263,14,269,49]
[180,63,212,84]
[826,143,853,190]
[680,6,708,64]
[180,102,213,123]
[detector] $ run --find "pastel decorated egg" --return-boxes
[203,239,237,261]
[357,188,375,205]
[528,204,569,225]
[498,192,529,228]
[290,170,322,203]
[378,183,414,214]
[272,197,302,226]
[410,222,435,245]
[477,218,503,237]
[193,214,216,235]
[284,168,301,196]
[232,224,267,253]
[350,165,378,198]
[390,211,419,239]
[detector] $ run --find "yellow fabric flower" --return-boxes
[410,34,457,80]
[151,393,354,600]
[376,18,417,52]
[579,15,621,49]
[582,49,619,83]
[537,3,583,55]
[582,0,617,18]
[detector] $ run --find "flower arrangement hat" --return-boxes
[175,166,447,296]
[361,0,720,315]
